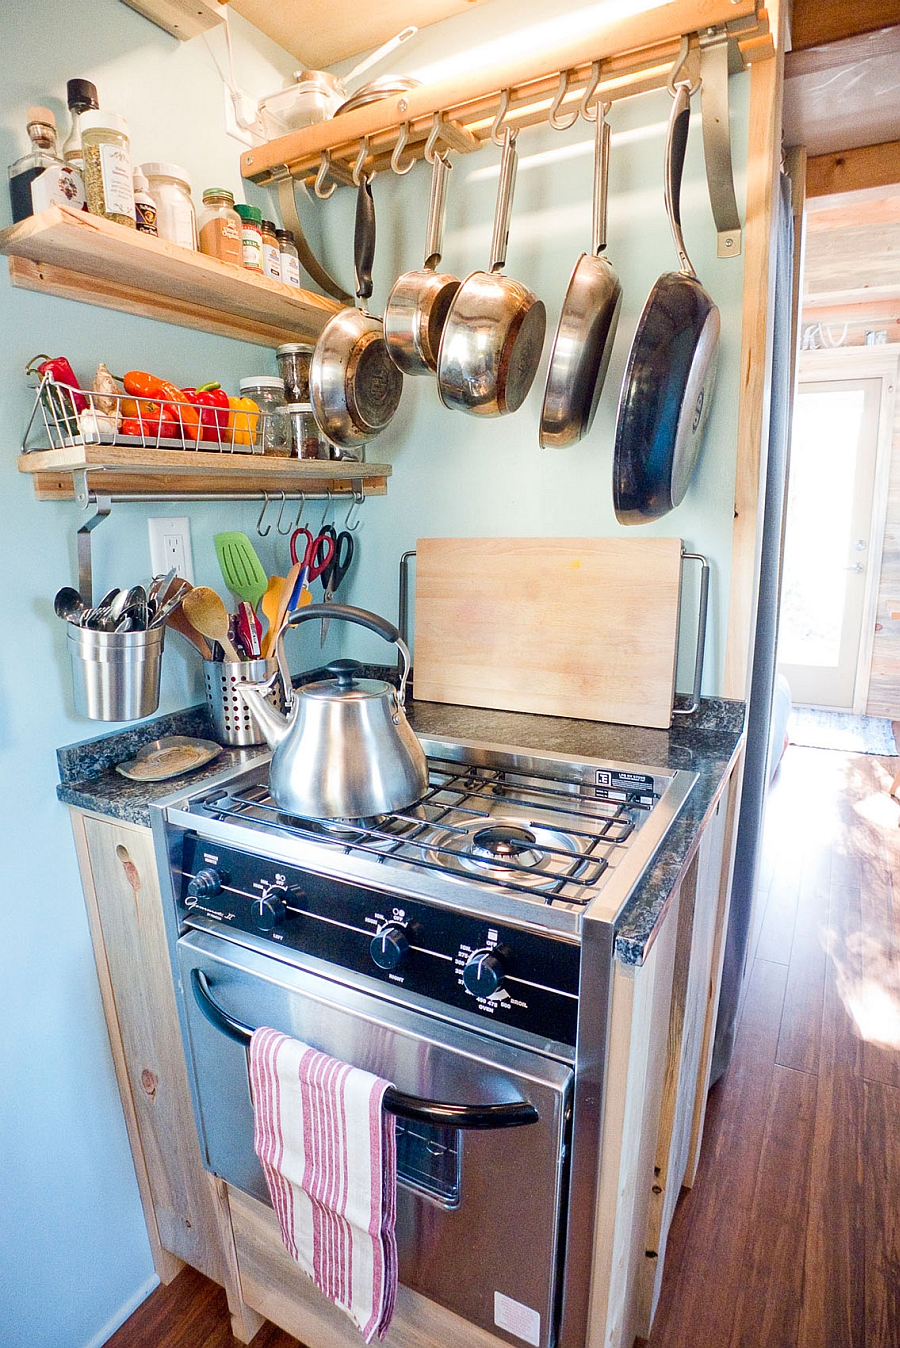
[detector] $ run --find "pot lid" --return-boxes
[301,660,391,701]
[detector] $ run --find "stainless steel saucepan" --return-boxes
[437,128,546,417]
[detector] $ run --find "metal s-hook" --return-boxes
[424,112,447,164]
[579,62,603,121]
[291,492,307,531]
[490,89,512,147]
[314,151,338,199]
[320,487,334,530]
[667,34,701,96]
[256,492,272,537]
[353,137,372,186]
[391,123,417,175]
[275,491,293,535]
[344,485,365,531]
[548,69,580,130]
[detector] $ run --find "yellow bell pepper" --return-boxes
[226,395,259,447]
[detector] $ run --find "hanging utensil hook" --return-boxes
[548,69,580,130]
[391,122,417,175]
[352,137,373,186]
[490,89,512,147]
[344,486,364,531]
[320,487,334,530]
[314,151,338,199]
[667,34,701,96]
[256,491,272,537]
[424,112,450,164]
[275,490,294,535]
[291,492,307,531]
[579,62,603,121]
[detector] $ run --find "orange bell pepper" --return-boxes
[122,370,201,441]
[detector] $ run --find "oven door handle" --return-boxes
[190,968,540,1130]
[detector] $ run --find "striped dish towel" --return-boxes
[250,1027,398,1341]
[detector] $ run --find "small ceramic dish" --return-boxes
[116,736,222,782]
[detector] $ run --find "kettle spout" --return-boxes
[236,678,291,749]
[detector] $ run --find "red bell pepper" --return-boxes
[182,382,230,443]
[27,354,88,434]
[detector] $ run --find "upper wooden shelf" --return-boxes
[0,206,341,347]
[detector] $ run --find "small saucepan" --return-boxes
[384,151,461,375]
[310,174,403,450]
[437,128,546,417]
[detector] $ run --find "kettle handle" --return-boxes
[285,602,413,706]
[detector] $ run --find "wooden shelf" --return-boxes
[119,0,226,41]
[0,206,341,347]
[17,442,390,502]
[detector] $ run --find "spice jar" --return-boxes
[238,377,290,455]
[198,187,242,265]
[285,403,328,460]
[260,218,281,280]
[80,110,134,228]
[235,203,263,272]
[141,162,196,249]
[276,342,313,403]
[277,229,301,287]
[132,167,158,235]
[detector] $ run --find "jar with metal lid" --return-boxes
[239,376,290,455]
[277,229,301,287]
[141,161,196,249]
[198,188,242,265]
[260,218,281,280]
[81,110,134,228]
[285,403,328,460]
[276,342,313,403]
[235,203,262,271]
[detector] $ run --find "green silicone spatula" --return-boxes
[214,531,268,611]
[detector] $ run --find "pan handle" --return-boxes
[354,174,376,302]
[489,127,518,274]
[423,151,451,270]
[665,82,697,280]
[673,550,709,717]
[591,105,611,258]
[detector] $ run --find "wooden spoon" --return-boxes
[166,605,213,659]
[183,586,240,662]
[259,575,285,659]
[268,562,301,658]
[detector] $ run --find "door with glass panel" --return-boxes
[778,377,882,709]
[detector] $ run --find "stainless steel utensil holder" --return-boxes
[204,658,286,746]
[68,624,165,721]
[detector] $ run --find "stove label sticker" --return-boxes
[595,770,654,790]
[203,852,219,865]
[494,1292,540,1346]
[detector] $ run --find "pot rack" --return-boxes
[242,0,771,298]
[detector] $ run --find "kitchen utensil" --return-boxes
[310,174,403,450]
[214,532,268,610]
[203,656,286,746]
[334,74,421,117]
[342,27,417,86]
[259,576,284,656]
[264,563,301,658]
[437,128,546,417]
[183,587,240,662]
[148,580,191,629]
[540,104,622,448]
[384,151,461,374]
[115,736,221,782]
[165,604,212,659]
[68,623,165,721]
[116,584,148,632]
[237,603,427,819]
[613,82,720,524]
[288,526,335,608]
[147,568,176,617]
[319,526,355,645]
[414,536,686,729]
[236,601,262,659]
[54,586,87,624]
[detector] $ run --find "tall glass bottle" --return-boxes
[8,107,85,223]
[62,78,99,171]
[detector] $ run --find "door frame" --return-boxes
[795,345,899,713]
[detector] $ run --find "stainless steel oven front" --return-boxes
[177,929,573,1348]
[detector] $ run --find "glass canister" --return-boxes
[239,376,290,455]
[276,342,313,403]
[277,229,301,287]
[198,187,242,265]
[80,110,135,228]
[141,161,196,249]
[285,402,328,460]
[235,203,263,272]
[260,218,281,280]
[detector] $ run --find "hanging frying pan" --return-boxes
[540,103,622,449]
[613,81,720,524]
[384,151,461,375]
[437,127,546,417]
[310,174,403,450]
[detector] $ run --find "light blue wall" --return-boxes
[0,5,300,1346]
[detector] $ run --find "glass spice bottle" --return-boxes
[132,167,158,235]
[235,203,263,272]
[8,106,85,222]
[277,228,301,287]
[80,110,135,228]
[198,188,242,265]
[260,218,281,280]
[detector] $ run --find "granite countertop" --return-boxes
[57,685,744,966]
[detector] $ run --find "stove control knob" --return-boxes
[370,924,410,971]
[251,887,289,933]
[186,868,222,903]
[463,949,505,998]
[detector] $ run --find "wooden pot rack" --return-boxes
[241,0,771,252]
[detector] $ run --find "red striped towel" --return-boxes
[250,1027,398,1341]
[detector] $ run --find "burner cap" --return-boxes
[472,824,538,860]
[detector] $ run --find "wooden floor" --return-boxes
[106,744,900,1348]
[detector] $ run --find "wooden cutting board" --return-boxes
[414,537,684,729]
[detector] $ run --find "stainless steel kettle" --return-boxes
[237,603,428,819]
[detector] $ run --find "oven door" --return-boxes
[177,931,573,1348]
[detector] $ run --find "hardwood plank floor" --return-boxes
[105,744,900,1348]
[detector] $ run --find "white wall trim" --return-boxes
[82,1274,159,1348]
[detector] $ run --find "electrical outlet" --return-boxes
[148,516,194,584]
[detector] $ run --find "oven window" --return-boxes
[395,1120,461,1209]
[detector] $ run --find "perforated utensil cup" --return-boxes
[203,658,285,746]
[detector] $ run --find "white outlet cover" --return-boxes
[148,516,194,584]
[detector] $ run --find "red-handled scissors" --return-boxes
[288,528,335,609]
